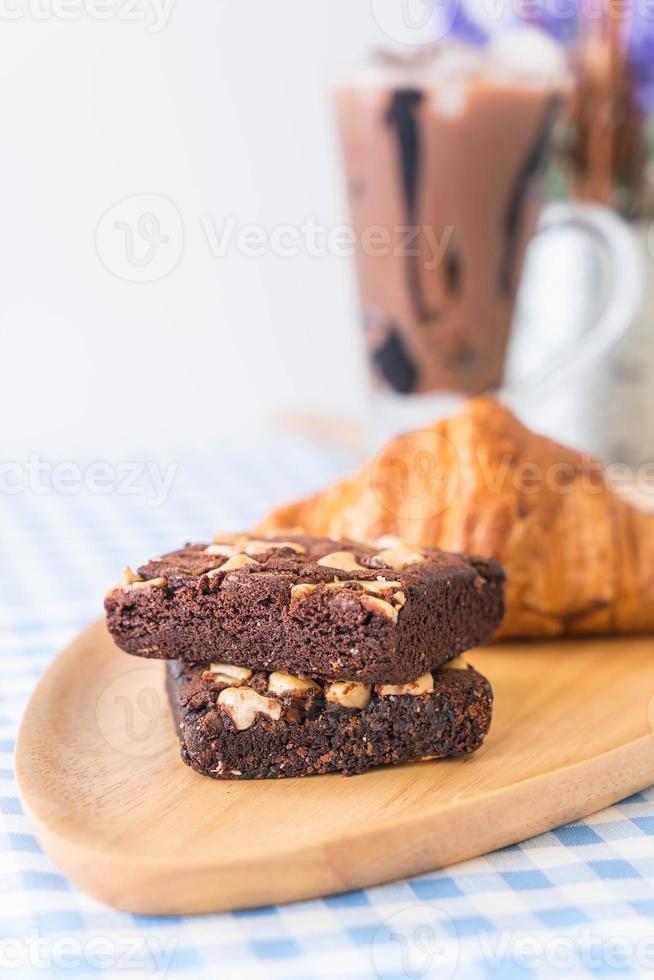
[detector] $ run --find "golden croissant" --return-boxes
[257,397,654,639]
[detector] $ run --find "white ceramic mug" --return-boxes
[370,202,644,453]
[504,202,645,461]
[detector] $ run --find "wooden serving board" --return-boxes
[15,621,654,915]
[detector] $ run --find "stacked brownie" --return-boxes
[105,535,504,778]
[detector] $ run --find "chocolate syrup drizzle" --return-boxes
[375,86,559,394]
[371,323,418,394]
[385,90,440,326]
[499,94,561,296]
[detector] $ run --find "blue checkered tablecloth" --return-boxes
[2,433,654,980]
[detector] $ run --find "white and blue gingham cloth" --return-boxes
[2,433,654,980]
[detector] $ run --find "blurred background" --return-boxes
[3,0,653,462]
[0,2,377,456]
[3,3,654,968]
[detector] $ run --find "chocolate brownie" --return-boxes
[166,656,493,779]
[105,534,504,684]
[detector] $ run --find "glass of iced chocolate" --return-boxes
[334,35,641,440]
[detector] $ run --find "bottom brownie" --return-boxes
[166,657,493,779]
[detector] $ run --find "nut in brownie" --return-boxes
[166,655,493,778]
[106,534,504,684]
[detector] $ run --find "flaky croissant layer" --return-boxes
[257,397,654,639]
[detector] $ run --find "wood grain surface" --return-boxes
[15,621,654,914]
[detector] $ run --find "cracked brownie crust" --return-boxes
[166,657,493,779]
[105,534,504,684]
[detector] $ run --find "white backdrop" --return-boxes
[0,1,397,455]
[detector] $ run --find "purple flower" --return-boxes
[626,8,654,111]
[519,0,579,44]
[444,1,492,45]
[446,0,654,112]
[442,0,520,43]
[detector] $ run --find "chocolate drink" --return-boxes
[335,43,564,397]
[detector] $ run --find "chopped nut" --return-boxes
[393,591,407,608]
[360,594,399,622]
[268,671,319,697]
[208,535,306,557]
[206,553,258,575]
[245,539,306,555]
[290,583,318,600]
[202,671,242,688]
[210,532,243,545]
[377,672,435,697]
[131,577,167,590]
[442,656,469,670]
[291,578,403,605]
[217,687,281,731]
[322,579,402,593]
[317,551,367,572]
[205,543,238,557]
[208,663,253,681]
[220,553,258,571]
[105,566,141,595]
[324,680,371,709]
[360,579,402,594]
[107,566,167,596]
[371,546,426,570]
[119,566,141,586]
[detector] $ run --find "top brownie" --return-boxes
[104,534,504,684]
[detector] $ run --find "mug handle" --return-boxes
[509,201,644,393]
